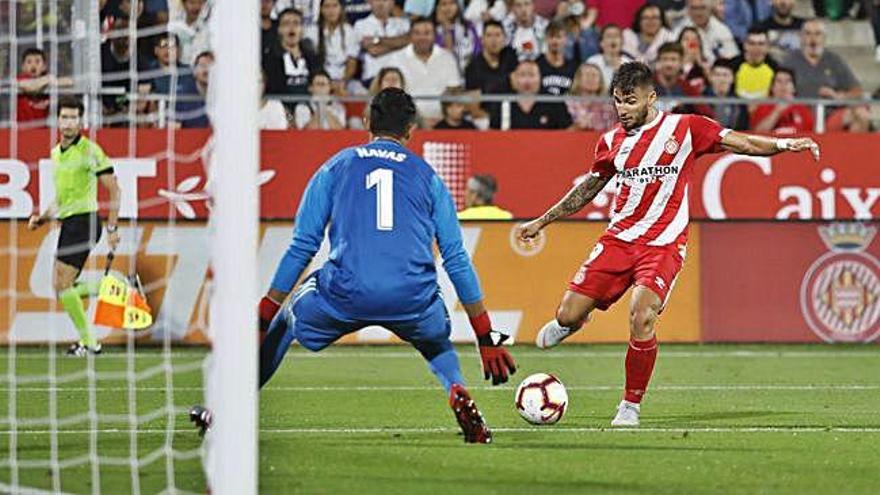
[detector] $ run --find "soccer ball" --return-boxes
[514,373,569,425]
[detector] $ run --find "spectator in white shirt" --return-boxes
[294,70,347,129]
[168,0,212,65]
[392,17,462,126]
[305,0,360,94]
[503,0,549,61]
[586,24,633,89]
[353,0,411,85]
[674,0,740,62]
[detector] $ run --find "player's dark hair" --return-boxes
[369,88,417,139]
[610,61,654,96]
[57,96,84,117]
[21,47,46,63]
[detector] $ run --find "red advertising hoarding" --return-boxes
[2,130,878,220]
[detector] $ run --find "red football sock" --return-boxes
[624,335,658,404]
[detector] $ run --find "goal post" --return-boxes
[207,0,260,493]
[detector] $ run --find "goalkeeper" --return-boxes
[258,88,516,443]
[28,96,121,356]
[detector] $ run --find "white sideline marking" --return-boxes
[3,349,880,360]
[4,384,879,392]
[3,426,880,435]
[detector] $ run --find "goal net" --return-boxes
[1,1,258,493]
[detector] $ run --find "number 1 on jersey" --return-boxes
[366,168,394,231]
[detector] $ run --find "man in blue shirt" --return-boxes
[224,88,514,443]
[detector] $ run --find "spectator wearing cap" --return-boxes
[622,3,676,65]
[674,0,740,62]
[783,19,869,132]
[457,175,514,220]
[503,0,549,61]
[751,67,814,134]
[505,59,572,129]
[392,16,462,126]
[465,20,519,128]
[732,27,777,99]
[16,48,73,125]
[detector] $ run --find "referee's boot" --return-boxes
[66,342,102,357]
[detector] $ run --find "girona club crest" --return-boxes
[799,223,880,343]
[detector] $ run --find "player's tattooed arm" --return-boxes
[518,174,612,240]
[721,131,820,161]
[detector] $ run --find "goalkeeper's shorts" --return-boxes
[57,212,102,271]
[281,272,453,357]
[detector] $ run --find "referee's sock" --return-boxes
[60,287,97,348]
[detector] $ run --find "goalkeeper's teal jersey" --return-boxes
[270,138,482,321]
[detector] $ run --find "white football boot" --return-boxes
[610,400,641,427]
[535,315,591,349]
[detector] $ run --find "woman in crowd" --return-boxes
[566,62,617,132]
[622,3,676,66]
[305,0,360,95]
[677,26,710,93]
[585,24,632,89]
[433,0,481,73]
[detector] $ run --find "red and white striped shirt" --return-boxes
[590,111,730,246]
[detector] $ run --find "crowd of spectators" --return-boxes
[10,0,880,132]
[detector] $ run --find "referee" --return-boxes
[28,96,121,356]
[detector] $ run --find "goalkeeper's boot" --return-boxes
[610,400,640,427]
[189,405,212,437]
[448,384,492,444]
[66,342,102,357]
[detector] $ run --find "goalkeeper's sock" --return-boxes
[427,349,465,393]
[59,287,97,348]
[624,335,658,404]
[258,308,295,389]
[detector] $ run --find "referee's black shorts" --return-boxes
[56,212,102,271]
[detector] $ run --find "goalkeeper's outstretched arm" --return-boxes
[260,166,332,333]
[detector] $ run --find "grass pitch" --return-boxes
[2,344,879,494]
